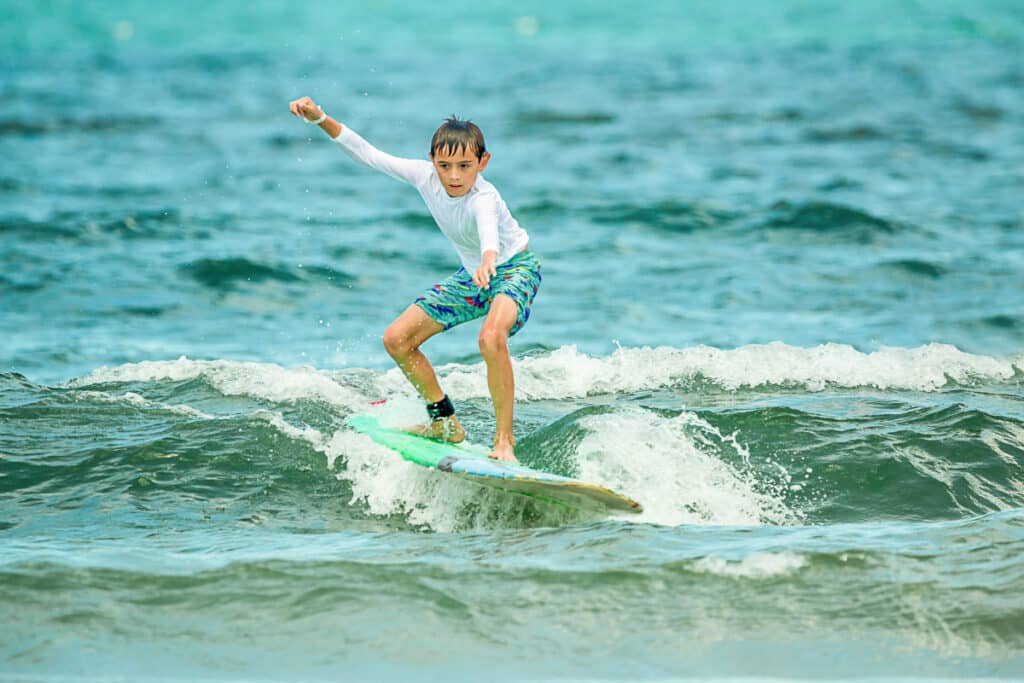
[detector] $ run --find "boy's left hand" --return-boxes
[473,251,498,289]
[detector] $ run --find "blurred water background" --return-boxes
[2,1,1024,680]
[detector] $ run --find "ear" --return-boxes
[478,152,491,171]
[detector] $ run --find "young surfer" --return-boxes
[289,97,540,463]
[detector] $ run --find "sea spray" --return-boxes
[574,407,798,526]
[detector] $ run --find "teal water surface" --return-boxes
[2,2,1024,681]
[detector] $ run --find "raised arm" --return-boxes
[289,96,429,186]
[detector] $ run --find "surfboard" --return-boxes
[346,414,643,514]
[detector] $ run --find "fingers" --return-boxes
[288,97,317,118]
[474,264,498,289]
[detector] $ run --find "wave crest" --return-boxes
[433,343,1022,400]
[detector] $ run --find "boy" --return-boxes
[288,96,540,463]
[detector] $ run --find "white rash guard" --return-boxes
[333,126,530,273]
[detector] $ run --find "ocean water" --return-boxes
[2,1,1024,681]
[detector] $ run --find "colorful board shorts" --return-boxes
[414,250,541,336]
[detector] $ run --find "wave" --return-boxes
[803,124,889,142]
[64,341,1023,399]
[977,314,1023,331]
[755,200,910,241]
[178,257,356,291]
[477,343,1022,396]
[587,199,736,233]
[874,258,950,279]
[4,384,792,532]
[0,342,1017,532]
[579,198,920,243]
[1,511,1021,662]
[0,114,161,137]
[513,109,617,126]
[711,402,1024,521]
[0,208,183,243]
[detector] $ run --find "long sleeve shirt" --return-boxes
[333,126,529,273]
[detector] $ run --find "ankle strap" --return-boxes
[426,395,455,421]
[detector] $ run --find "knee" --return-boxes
[382,325,411,359]
[478,326,508,359]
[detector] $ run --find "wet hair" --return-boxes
[430,115,486,161]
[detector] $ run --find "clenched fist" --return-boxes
[289,96,323,122]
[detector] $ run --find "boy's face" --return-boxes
[431,145,491,197]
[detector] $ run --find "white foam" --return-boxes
[244,408,461,528]
[254,411,328,452]
[323,426,583,532]
[693,551,808,578]
[432,342,1022,400]
[70,389,215,418]
[573,408,797,527]
[70,356,367,409]
[69,344,1021,409]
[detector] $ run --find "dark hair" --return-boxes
[430,115,486,160]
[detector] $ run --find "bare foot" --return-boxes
[405,415,466,443]
[489,438,517,463]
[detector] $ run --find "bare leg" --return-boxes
[478,295,519,462]
[382,305,465,442]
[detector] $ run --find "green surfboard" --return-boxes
[347,414,643,514]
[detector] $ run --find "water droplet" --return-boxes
[515,15,539,37]
[112,20,134,42]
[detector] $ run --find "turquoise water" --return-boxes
[2,1,1024,680]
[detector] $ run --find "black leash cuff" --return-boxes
[426,395,455,421]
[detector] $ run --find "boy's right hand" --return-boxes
[289,96,323,122]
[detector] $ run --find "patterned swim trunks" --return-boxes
[414,250,542,336]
